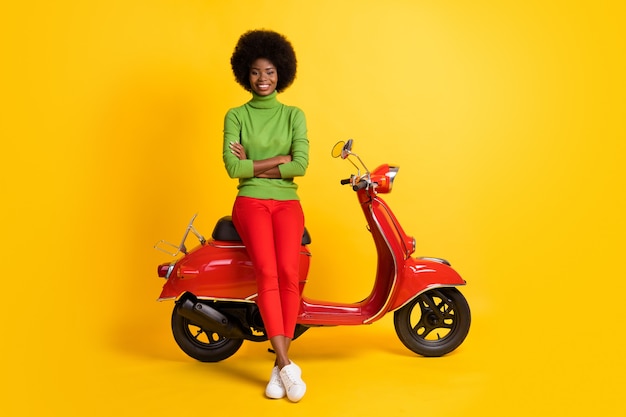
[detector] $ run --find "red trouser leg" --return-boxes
[232,197,304,339]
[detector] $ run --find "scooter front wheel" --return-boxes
[171,304,244,362]
[394,287,471,357]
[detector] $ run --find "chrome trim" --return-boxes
[197,295,258,303]
[387,166,399,190]
[392,284,465,312]
[376,196,411,257]
[165,263,175,279]
[211,242,311,257]
[362,200,399,324]
[211,243,246,249]
[158,294,258,303]
[419,257,450,266]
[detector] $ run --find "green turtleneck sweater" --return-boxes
[223,91,309,200]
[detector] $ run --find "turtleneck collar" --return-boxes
[248,91,280,109]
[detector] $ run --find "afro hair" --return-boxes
[230,30,297,93]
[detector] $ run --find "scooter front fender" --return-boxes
[390,257,466,311]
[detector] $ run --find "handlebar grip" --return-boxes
[340,178,351,185]
[353,181,368,191]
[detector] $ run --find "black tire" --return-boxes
[171,304,244,362]
[394,287,471,357]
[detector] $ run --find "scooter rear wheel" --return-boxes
[171,304,244,362]
[394,287,471,357]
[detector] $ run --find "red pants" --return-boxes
[232,197,304,339]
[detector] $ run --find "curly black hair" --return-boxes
[230,30,297,93]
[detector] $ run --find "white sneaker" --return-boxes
[265,366,286,399]
[279,362,306,402]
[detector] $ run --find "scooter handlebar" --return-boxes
[353,181,368,191]
[340,177,370,191]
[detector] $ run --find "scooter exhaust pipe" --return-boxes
[176,293,246,339]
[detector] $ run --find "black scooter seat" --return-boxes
[211,215,312,245]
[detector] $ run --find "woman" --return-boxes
[222,29,309,402]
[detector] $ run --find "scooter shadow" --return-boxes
[109,304,414,366]
[288,322,410,359]
[179,324,413,388]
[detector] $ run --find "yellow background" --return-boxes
[2,0,624,415]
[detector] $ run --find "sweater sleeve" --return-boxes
[223,109,254,179]
[278,108,309,178]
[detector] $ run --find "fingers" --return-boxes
[229,141,247,160]
[229,141,241,154]
[229,141,291,164]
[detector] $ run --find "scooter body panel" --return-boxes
[159,241,310,301]
[297,298,366,325]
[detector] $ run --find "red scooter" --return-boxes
[155,139,471,362]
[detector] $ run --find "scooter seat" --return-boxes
[212,216,312,245]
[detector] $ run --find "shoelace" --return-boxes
[281,367,301,387]
[270,368,283,387]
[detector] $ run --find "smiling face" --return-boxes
[249,57,278,96]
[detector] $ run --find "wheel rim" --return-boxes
[412,290,458,342]
[181,317,231,350]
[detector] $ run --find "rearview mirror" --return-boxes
[331,139,353,159]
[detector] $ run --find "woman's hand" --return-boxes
[229,141,247,160]
[231,141,292,178]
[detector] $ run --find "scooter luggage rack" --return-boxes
[154,213,206,257]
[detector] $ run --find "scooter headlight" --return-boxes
[371,165,400,194]
[386,166,399,191]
